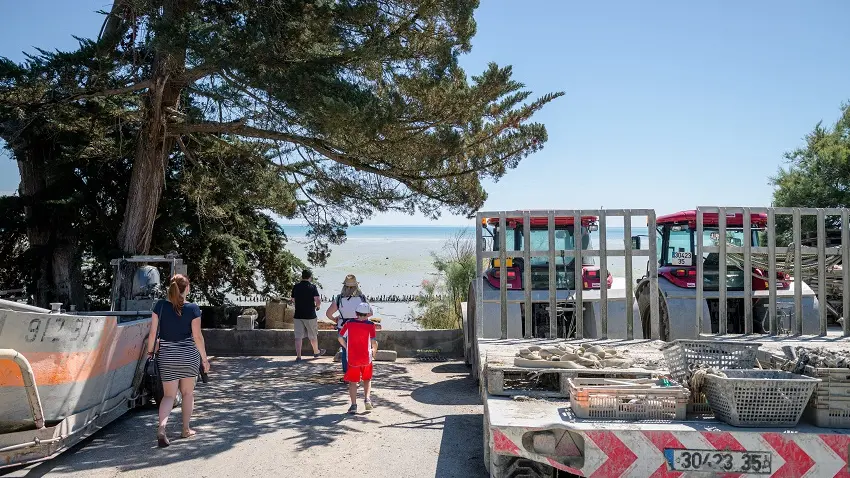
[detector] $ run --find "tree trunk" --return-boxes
[117,0,191,254]
[52,236,86,309]
[17,152,86,309]
[17,155,51,307]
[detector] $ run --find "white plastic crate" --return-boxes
[802,366,850,428]
[704,370,820,427]
[569,378,689,421]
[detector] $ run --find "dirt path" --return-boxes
[4,358,486,478]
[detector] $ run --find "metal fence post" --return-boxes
[498,213,508,339]
[743,207,753,334]
[548,211,557,338]
[767,209,777,335]
[475,213,484,339]
[718,207,728,335]
[599,213,608,339]
[844,210,850,337]
[696,209,705,336]
[793,209,803,335]
[648,211,660,340]
[574,212,584,339]
[522,211,532,338]
[624,211,634,340]
[817,209,828,336]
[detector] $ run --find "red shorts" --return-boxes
[344,363,374,382]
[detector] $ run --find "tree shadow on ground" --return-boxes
[11,357,448,475]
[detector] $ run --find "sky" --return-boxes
[1,1,849,226]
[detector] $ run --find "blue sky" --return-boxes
[1,1,848,226]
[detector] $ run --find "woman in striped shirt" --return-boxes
[146,274,210,447]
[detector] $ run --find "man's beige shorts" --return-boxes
[294,319,319,340]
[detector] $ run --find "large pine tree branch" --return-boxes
[65,64,214,103]
[66,80,154,102]
[172,121,461,206]
[172,118,526,183]
[97,0,133,53]
[172,121,405,178]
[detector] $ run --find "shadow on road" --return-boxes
[436,415,486,478]
[6,358,481,476]
[430,363,470,374]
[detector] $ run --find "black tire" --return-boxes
[637,280,669,341]
[490,453,556,478]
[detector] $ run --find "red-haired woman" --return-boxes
[146,274,210,447]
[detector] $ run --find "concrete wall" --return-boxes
[202,328,464,358]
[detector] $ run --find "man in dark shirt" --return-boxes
[290,269,325,361]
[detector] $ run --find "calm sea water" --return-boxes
[283,224,650,242]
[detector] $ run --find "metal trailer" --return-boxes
[0,256,184,469]
[467,207,850,478]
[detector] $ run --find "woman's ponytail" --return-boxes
[167,274,189,315]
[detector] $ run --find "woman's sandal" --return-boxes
[181,429,197,438]
[157,427,170,448]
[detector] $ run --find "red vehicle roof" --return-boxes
[657,210,768,227]
[485,216,598,227]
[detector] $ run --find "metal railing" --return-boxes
[474,209,660,340]
[695,206,850,337]
[0,349,45,430]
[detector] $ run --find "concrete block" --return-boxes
[375,350,397,362]
[236,315,255,330]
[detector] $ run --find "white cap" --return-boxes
[355,302,371,315]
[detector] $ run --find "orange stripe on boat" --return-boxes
[0,320,150,387]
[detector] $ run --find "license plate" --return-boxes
[672,252,693,266]
[665,449,772,474]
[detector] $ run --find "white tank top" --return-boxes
[338,296,367,319]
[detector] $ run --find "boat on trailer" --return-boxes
[0,256,185,469]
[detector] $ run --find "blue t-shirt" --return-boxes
[154,299,201,342]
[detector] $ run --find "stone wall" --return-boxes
[202,328,463,358]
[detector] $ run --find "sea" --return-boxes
[282,224,650,243]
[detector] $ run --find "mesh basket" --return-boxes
[569,378,689,421]
[704,370,820,427]
[662,340,762,385]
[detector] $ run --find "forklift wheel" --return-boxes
[490,453,556,478]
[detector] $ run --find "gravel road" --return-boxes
[3,357,486,478]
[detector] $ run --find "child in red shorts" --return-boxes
[338,302,378,414]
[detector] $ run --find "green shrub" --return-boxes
[412,230,476,329]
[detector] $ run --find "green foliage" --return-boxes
[0,60,306,307]
[412,230,476,329]
[0,1,560,307]
[771,102,850,242]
